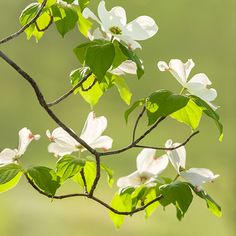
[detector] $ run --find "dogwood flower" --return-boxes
[117,149,169,189]
[82,1,158,50]
[165,139,219,191]
[47,112,113,157]
[157,59,218,109]
[0,128,40,166]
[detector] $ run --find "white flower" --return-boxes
[165,139,219,190]
[157,59,218,109]
[0,128,40,166]
[110,60,137,76]
[82,1,158,50]
[47,112,113,157]
[117,149,169,189]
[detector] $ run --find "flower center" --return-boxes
[109,26,122,35]
[140,176,148,184]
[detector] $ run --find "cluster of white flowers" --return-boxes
[117,140,219,192]
[0,112,113,165]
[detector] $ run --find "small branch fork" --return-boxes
[0,0,48,45]
[0,5,199,215]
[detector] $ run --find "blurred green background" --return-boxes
[0,0,235,235]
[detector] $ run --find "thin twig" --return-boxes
[132,106,146,142]
[35,14,53,32]
[25,173,163,215]
[80,169,88,194]
[0,0,48,45]
[135,131,200,151]
[81,77,97,92]
[47,72,92,107]
[0,50,97,156]
[98,116,166,157]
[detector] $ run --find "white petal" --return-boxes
[184,59,195,79]
[136,149,169,175]
[117,171,142,188]
[118,35,142,50]
[0,148,17,165]
[17,128,40,156]
[165,139,186,173]
[180,168,219,187]
[51,127,79,147]
[188,73,212,86]
[169,59,188,86]
[87,135,113,151]
[83,7,101,25]
[48,143,76,157]
[157,61,169,71]
[124,16,158,40]
[111,60,137,76]
[80,112,107,144]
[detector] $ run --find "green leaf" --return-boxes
[118,42,144,79]
[144,188,160,218]
[38,0,57,7]
[79,0,90,10]
[124,99,145,123]
[74,41,98,64]
[109,193,126,228]
[78,74,104,106]
[61,0,74,3]
[77,9,92,37]
[70,67,90,91]
[113,75,132,105]
[19,3,44,41]
[27,166,60,196]
[112,41,128,68]
[101,164,114,187]
[52,4,78,37]
[146,90,189,125]
[171,99,203,129]
[160,182,193,220]
[56,155,85,183]
[190,96,223,140]
[0,164,23,193]
[85,40,115,81]
[73,161,96,192]
[192,188,222,217]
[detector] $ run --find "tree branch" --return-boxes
[47,72,92,107]
[132,106,146,142]
[98,116,166,157]
[135,131,200,151]
[0,0,48,45]
[0,50,97,156]
[25,173,163,215]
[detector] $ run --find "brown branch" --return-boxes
[25,173,163,215]
[132,106,146,142]
[47,72,92,107]
[89,154,101,196]
[0,50,98,156]
[0,0,48,45]
[81,77,97,92]
[135,131,200,151]
[80,169,88,194]
[98,116,166,157]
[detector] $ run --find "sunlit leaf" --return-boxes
[113,75,132,105]
[160,182,193,220]
[190,95,223,140]
[27,166,60,196]
[124,99,145,123]
[171,99,203,129]
[146,90,189,125]
[101,164,114,187]
[0,164,23,193]
[56,155,85,183]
